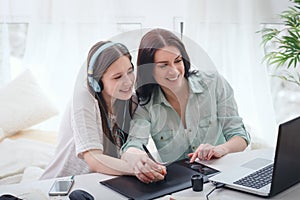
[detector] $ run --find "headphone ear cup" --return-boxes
[88,76,102,93]
[98,81,103,92]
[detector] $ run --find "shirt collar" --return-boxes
[155,87,172,107]
[188,73,206,94]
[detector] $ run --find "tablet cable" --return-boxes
[206,183,225,200]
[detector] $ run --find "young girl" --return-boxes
[41,41,137,179]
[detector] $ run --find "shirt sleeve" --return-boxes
[71,63,104,158]
[120,105,151,154]
[215,73,251,145]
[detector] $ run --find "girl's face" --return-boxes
[153,45,185,93]
[101,56,135,101]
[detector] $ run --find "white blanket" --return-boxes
[0,138,55,185]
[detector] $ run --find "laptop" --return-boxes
[209,116,300,197]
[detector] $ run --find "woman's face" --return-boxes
[153,45,185,92]
[101,56,135,101]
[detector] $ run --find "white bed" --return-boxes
[0,69,59,186]
[0,130,57,185]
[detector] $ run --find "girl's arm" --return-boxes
[83,149,134,176]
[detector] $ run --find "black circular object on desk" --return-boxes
[191,174,204,192]
[69,189,94,200]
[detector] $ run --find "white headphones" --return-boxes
[87,42,116,92]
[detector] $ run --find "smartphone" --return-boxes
[48,179,74,196]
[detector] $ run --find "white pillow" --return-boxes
[0,69,59,138]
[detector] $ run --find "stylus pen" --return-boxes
[142,144,157,162]
[142,144,172,166]
[142,144,169,178]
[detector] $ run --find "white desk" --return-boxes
[1,148,299,200]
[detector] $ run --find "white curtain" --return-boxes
[0,23,11,86]
[20,0,118,130]
[0,0,12,86]
[183,0,285,147]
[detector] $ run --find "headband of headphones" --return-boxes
[88,42,116,92]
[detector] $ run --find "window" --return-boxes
[0,23,28,83]
[262,23,300,124]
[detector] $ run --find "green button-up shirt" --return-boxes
[121,72,250,163]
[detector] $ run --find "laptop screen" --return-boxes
[270,116,300,196]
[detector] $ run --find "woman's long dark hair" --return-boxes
[136,28,196,105]
[86,41,137,156]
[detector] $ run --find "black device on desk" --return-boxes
[100,159,219,200]
[177,159,219,183]
[141,144,219,183]
[69,189,94,200]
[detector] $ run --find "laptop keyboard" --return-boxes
[233,164,274,189]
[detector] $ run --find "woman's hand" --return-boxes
[121,147,167,183]
[133,155,167,183]
[188,143,228,163]
[188,137,248,163]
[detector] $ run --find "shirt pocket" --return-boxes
[198,117,211,127]
[152,130,175,150]
[191,115,214,145]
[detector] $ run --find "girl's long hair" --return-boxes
[87,41,137,157]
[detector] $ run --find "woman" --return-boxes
[40,41,137,179]
[121,28,251,183]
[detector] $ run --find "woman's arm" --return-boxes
[215,73,251,145]
[83,149,134,176]
[189,136,247,162]
[216,135,248,154]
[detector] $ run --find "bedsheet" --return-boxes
[0,130,57,185]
